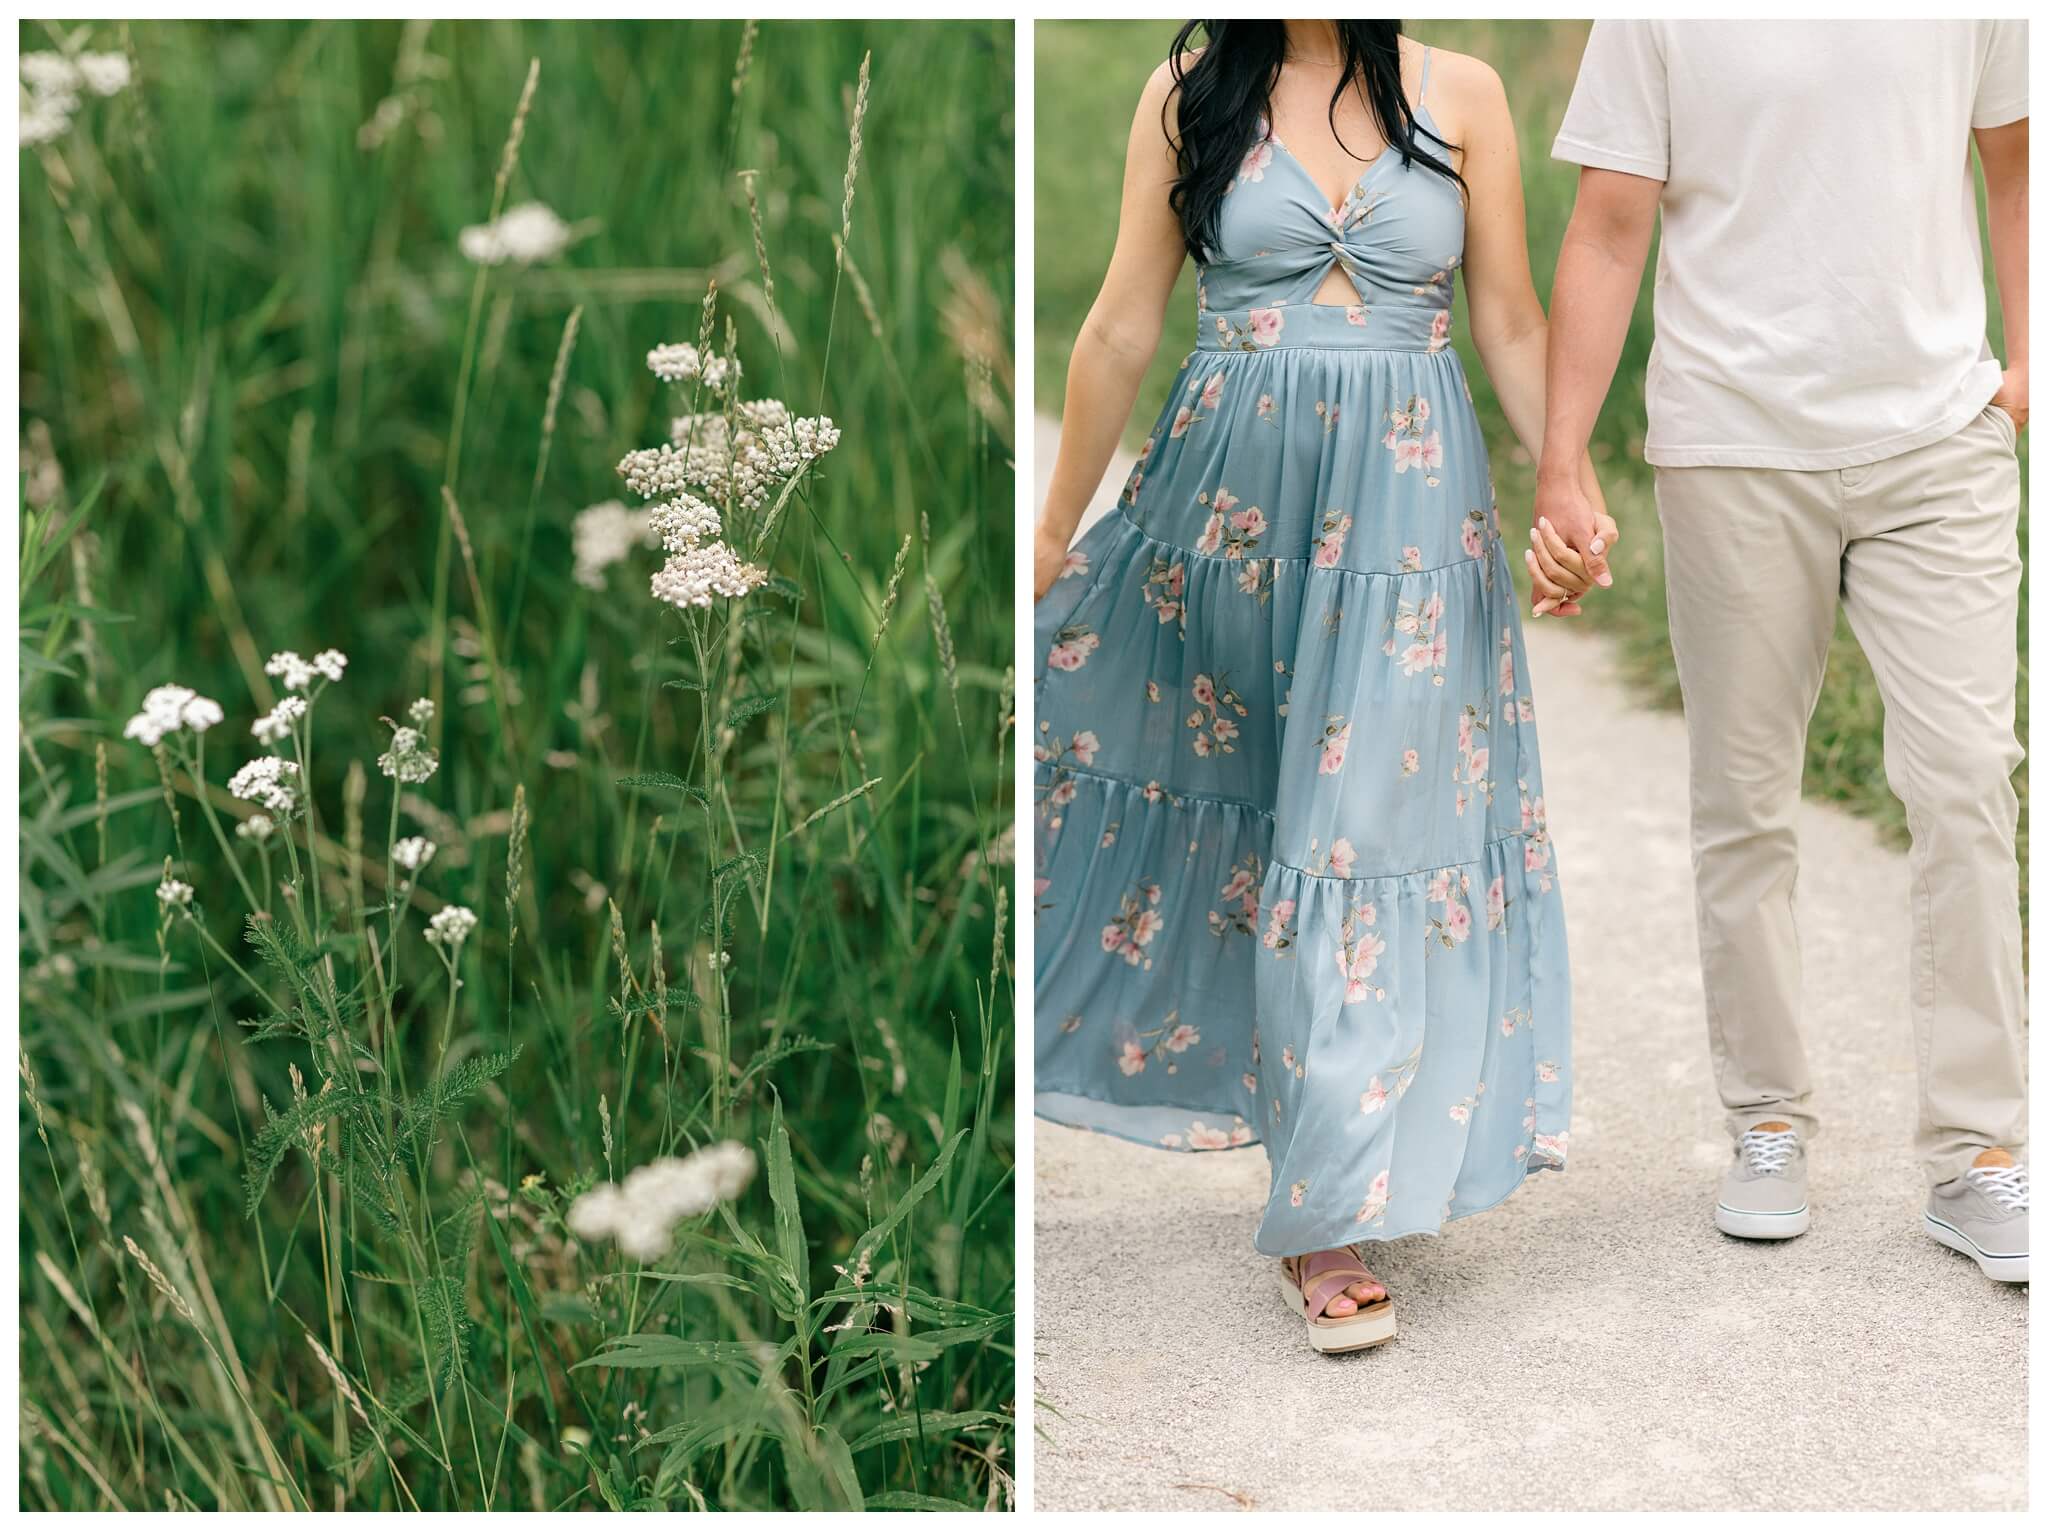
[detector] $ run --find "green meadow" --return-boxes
[20,18,1014,1511]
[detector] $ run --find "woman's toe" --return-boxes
[1345,1280,1382,1305]
[1324,1294,1358,1316]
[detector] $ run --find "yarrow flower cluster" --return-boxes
[646,343,740,393]
[228,756,301,816]
[156,877,195,909]
[649,542,771,609]
[19,49,130,147]
[571,500,659,591]
[612,334,848,611]
[392,836,436,873]
[123,685,225,747]
[236,814,276,843]
[378,724,439,784]
[251,695,308,745]
[407,696,435,727]
[459,201,573,266]
[648,493,722,551]
[566,1141,758,1262]
[265,649,347,692]
[424,905,478,949]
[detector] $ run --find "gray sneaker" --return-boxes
[1714,1124,1810,1240]
[1925,1161,2029,1283]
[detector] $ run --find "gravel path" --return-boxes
[1029,415,2028,1513]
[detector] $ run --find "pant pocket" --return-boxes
[1984,403,2020,453]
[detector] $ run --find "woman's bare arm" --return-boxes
[1034,60,1190,599]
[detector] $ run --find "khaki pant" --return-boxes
[1655,405,2026,1182]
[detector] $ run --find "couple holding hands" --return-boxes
[1031,19,2027,1351]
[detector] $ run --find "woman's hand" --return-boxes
[1525,507,1619,618]
[1034,525,1072,602]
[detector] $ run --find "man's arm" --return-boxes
[1976,117,2028,429]
[1532,166,1664,587]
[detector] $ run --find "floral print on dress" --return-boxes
[1047,623,1099,673]
[1384,394,1444,486]
[1032,82,1569,1255]
[1386,590,1448,682]
[1193,486,1267,559]
[1208,853,1264,941]
[1187,672,1246,758]
[1100,879,1164,969]
[1335,899,1386,1004]
[1118,436,1154,507]
[1312,509,1353,569]
[1172,371,1227,437]
[1140,556,1187,637]
[1213,307,1285,350]
[1117,1009,1200,1077]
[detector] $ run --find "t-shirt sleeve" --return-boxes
[1973,20,2028,130]
[1551,20,1670,181]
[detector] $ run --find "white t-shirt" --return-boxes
[1553,20,2027,469]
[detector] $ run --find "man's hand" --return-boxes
[1524,507,1620,617]
[1991,364,2028,432]
[1527,472,1619,616]
[1033,526,1071,602]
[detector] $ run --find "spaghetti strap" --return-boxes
[1417,45,1432,107]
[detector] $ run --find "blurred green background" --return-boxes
[20,17,1013,1511]
[1035,18,2027,899]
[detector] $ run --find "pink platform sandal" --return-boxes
[1277,1246,1397,1353]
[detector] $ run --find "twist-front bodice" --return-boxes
[1196,77,1466,354]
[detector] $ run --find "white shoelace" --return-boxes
[1738,1127,1800,1176]
[1966,1163,2030,1211]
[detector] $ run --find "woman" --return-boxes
[1032,19,1614,1352]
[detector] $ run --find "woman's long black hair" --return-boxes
[1164,21,1463,262]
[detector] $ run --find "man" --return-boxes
[1532,20,2028,1281]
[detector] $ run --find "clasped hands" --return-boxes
[1523,471,1620,618]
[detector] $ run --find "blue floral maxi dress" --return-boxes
[1033,84,1572,1259]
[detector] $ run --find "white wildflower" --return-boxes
[377,725,439,784]
[646,343,740,393]
[19,89,73,147]
[571,500,657,590]
[250,694,308,745]
[425,905,478,949]
[650,542,770,610]
[789,416,841,463]
[19,53,82,97]
[459,201,572,266]
[648,493,722,552]
[392,836,436,872]
[228,756,300,816]
[123,685,225,747]
[407,696,435,727]
[77,53,130,97]
[264,648,345,692]
[566,1141,757,1262]
[156,877,194,909]
[236,814,276,843]
[617,443,694,501]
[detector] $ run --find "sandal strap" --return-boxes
[1294,1248,1377,1319]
